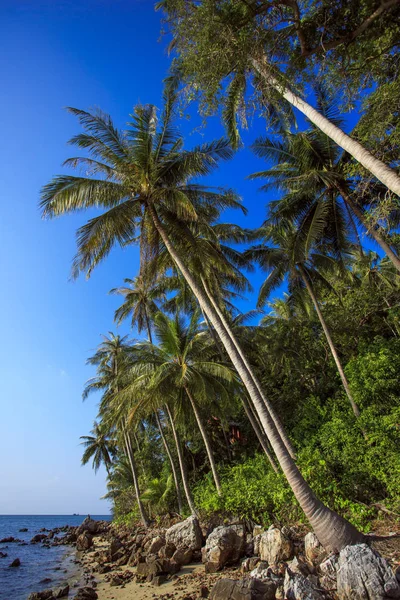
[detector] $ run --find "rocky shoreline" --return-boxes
[18,517,400,600]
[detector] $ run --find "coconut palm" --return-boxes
[250,94,400,272]
[111,273,184,513]
[159,0,400,196]
[80,420,116,481]
[84,334,150,527]
[246,221,361,418]
[41,89,364,551]
[122,310,240,495]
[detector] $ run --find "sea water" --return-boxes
[0,515,111,600]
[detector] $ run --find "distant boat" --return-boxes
[73,513,79,516]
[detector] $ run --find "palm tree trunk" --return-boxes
[202,306,279,472]
[123,428,150,527]
[200,275,296,459]
[165,404,197,516]
[252,58,400,197]
[184,386,222,496]
[242,394,279,472]
[105,462,117,505]
[298,264,361,418]
[155,410,184,514]
[338,186,400,272]
[148,203,364,552]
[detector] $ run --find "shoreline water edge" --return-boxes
[1,516,399,600]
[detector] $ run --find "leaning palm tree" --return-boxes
[41,88,364,551]
[159,1,400,196]
[246,221,361,418]
[250,91,400,272]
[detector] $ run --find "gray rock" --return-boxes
[76,532,93,551]
[305,533,324,564]
[77,518,99,536]
[202,524,245,573]
[337,543,400,600]
[53,585,70,598]
[172,547,193,566]
[147,535,165,555]
[210,577,276,600]
[284,568,325,600]
[165,516,202,551]
[319,554,338,590]
[27,592,54,600]
[259,526,293,564]
[9,557,21,567]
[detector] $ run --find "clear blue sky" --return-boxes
[0,0,271,514]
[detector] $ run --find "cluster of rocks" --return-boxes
[27,584,70,600]
[73,516,400,600]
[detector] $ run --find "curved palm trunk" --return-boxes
[252,58,400,197]
[155,410,184,514]
[202,308,278,472]
[148,204,364,552]
[165,404,197,516]
[242,395,279,473]
[201,275,296,459]
[338,186,400,272]
[184,386,222,496]
[105,462,117,505]
[123,428,150,527]
[298,264,361,418]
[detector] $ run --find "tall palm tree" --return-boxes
[84,334,150,527]
[41,90,364,551]
[250,96,400,272]
[159,0,400,196]
[246,221,361,418]
[123,310,239,495]
[111,273,184,512]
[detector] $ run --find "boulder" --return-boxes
[9,557,21,567]
[31,534,48,544]
[336,543,400,600]
[147,535,166,555]
[159,542,176,558]
[284,568,325,600]
[0,551,7,558]
[53,584,70,598]
[19,528,28,532]
[76,532,93,551]
[172,547,193,566]
[27,592,54,600]
[259,527,293,564]
[74,588,98,600]
[77,517,99,536]
[241,557,260,573]
[136,558,180,581]
[0,536,16,543]
[319,554,338,590]
[287,556,311,576]
[210,577,276,600]
[165,516,202,551]
[108,537,124,561]
[203,524,246,573]
[305,532,324,564]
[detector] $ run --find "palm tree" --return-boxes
[246,221,361,418]
[41,90,364,551]
[111,273,184,513]
[159,1,400,196]
[84,334,150,527]
[250,98,400,272]
[110,274,165,342]
[80,420,115,484]
[122,310,239,495]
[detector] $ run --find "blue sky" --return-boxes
[0,0,274,514]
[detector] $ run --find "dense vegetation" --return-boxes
[41,0,400,550]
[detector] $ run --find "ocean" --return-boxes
[0,515,111,600]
